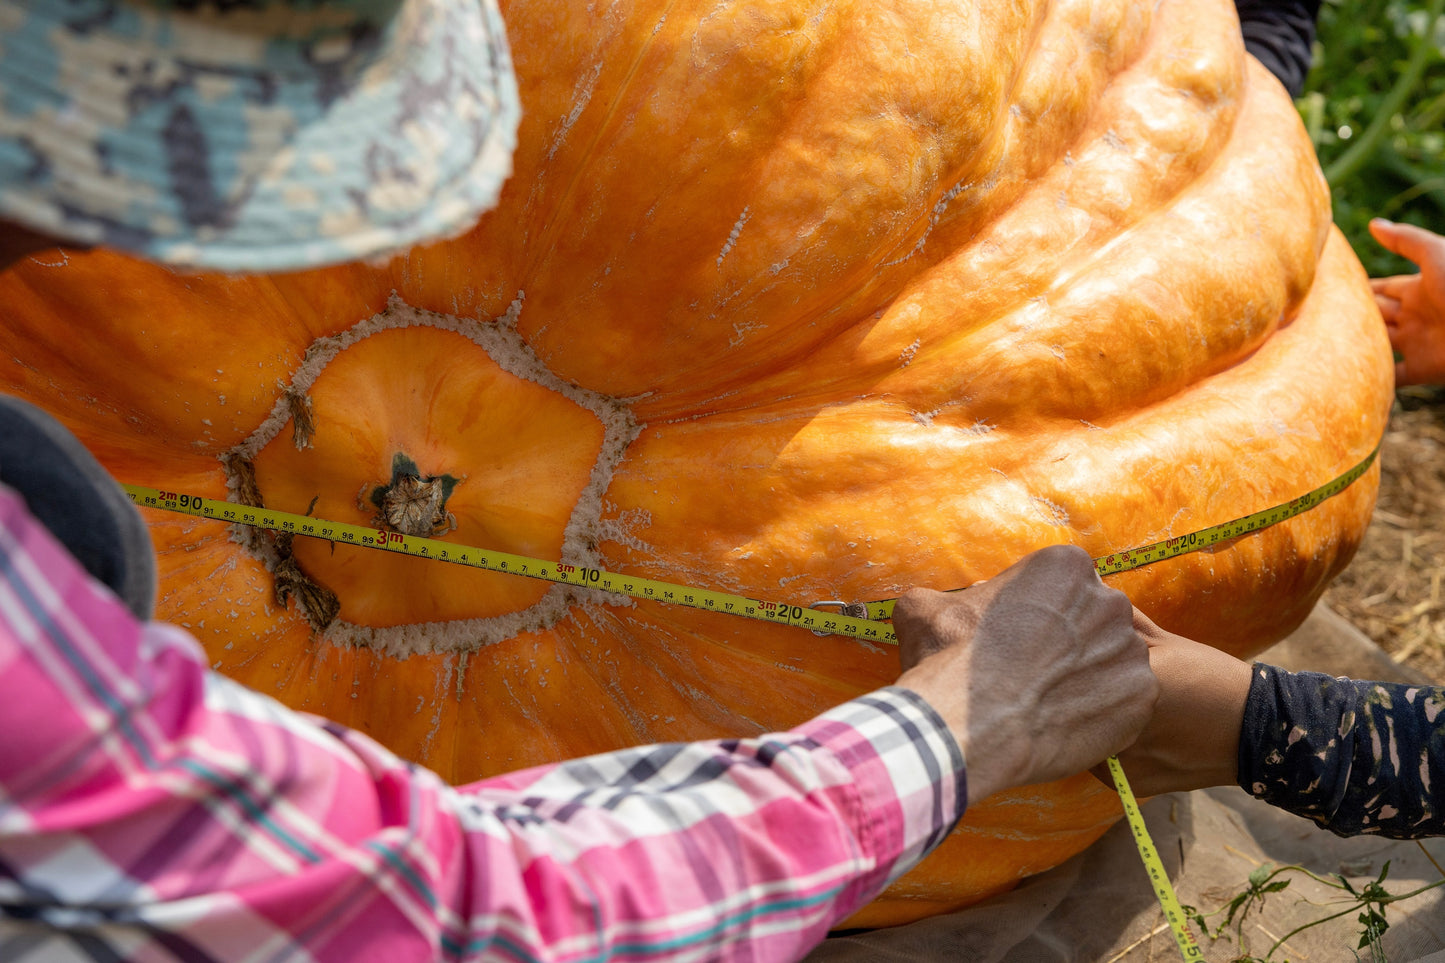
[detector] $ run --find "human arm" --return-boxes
[1102,611,1445,838]
[1370,218,1445,386]
[1239,667,1445,838]
[0,480,944,962]
[0,482,1154,961]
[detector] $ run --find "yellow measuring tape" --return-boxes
[122,445,1379,642]
[1108,756,1205,958]
[121,442,1378,960]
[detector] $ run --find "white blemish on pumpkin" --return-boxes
[26,250,69,268]
[730,320,764,347]
[882,180,974,268]
[548,59,604,161]
[913,410,935,427]
[899,339,920,367]
[598,506,656,555]
[717,208,750,267]
[224,295,644,659]
[414,655,454,756]
[1031,496,1070,527]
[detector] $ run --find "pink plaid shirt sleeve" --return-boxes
[0,484,967,962]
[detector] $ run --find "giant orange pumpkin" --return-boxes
[0,0,1393,927]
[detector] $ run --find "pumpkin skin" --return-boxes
[0,0,1393,928]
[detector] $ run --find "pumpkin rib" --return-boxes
[871,65,1314,426]
[517,0,688,281]
[503,2,1150,406]
[612,8,1248,422]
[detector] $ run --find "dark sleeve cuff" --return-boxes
[1234,0,1322,96]
[1238,663,1445,838]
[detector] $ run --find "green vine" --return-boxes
[1181,854,1445,962]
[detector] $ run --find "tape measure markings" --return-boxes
[121,487,895,643]
[122,444,1377,646]
[1107,756,1206,959]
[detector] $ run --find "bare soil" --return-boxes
[1321,388,1445,684]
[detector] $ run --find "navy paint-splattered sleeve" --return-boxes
[1237,664,1445,838]
[1234,0,1322,98]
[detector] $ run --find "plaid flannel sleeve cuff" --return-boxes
[796,686,967,887]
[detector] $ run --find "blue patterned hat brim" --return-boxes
[0,0,521,273]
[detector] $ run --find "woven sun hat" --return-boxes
[0,0,521,273]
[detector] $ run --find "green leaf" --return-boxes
[1223,892,1250,926]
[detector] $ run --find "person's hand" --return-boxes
[1369,218,1445,386]
[1091,610,1252,797]
[893,544,1157,807]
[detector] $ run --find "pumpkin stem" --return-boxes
[364,453,461,537]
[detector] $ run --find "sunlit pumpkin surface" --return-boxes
[0,0,1394,926]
